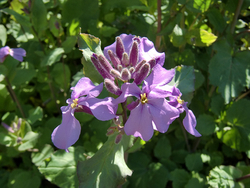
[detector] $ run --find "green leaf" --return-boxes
[196,114,215,136]
[185,153,203,172]
[169,25,186,47]
[210,94,225,115]
[171,169,191,188]
[62,36,77,53]
[77,133,132,188]
[0,24,7,46]
[51,63,71,90]
[62,0,99,30]
[209,41,250,103]
[193,0,211,12]
[208,166,243,188]
[8,169,41,188]
[11,67,36,86]
[2,8,31,27]
[186,29,217,47]
[40,48,64,67]
[100,26,118,37]
[169,66,195,103]
[206,8,227,33]
[78,33,104,83]
[154,136,171,159]
[18,131,39,151]
[27,106,43,124]
[39,146,85,188]
[194,69,205,89]
[218,99,250,151]
[30,0,47,36]
[32,144,54,166]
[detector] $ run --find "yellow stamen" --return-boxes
[177,95,184,105]
[71,98,79,109]
[140,93,148,104]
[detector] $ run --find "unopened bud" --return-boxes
[148,59,156,69]
[134,60,146,73]
[134,63,150,85]
[116,37,125,60]
[104,78,122,95]
[115,134,123,144]
[129,41,139,66]
[110,69,121,78]
[121,68,131,81]
[2,122,15,133]
[108,50,121,69]
[129,67,135,74]
[98,55,113,73]
[113,117,121,125]
[91,55,114,80]
[121,52,129,67]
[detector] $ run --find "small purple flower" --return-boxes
[51,77,118,151]
[115,64,180,141]
[90,34,166,95]
[168,87,201,137]
[0,46,26,63]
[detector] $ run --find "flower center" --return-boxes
[140,93,148,104]
[71,98,79,109]
[177,95,184,105]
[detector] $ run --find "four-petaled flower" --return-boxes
[0,46,26,63]
[51,77,118,151]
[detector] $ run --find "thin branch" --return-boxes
[236,174,250,182]
[236,89,250,102]
[155,0,162,50]
[230,0,244,34]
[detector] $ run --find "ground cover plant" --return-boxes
[0,0,250,187]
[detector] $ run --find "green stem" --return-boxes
[5,77,26,118]
[230,0,244,34]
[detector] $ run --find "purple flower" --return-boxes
[115,64,180,141]
[90,34,166,95]
[168,87,201,137]
[0,46,26,63]
[51,77,118,151]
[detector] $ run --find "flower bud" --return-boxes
[115,134,123,144]
[121,68,131,81]
[110,69,121,78]
[134,63,150,85]
[108,50,121,68]
[148,59,156,69]
[121,52,129,67]
[116,37,125,60]
[91,55,114,80]
[98,55,113,73]
[104,78,122,95]
[129,41,139,66]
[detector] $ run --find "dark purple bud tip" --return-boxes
[110,69,121,78]
[104,78,122,95]
[148,59,156,69]
[115,134,123,144]
[129,41,139,67]
[116,37,125,60]
[134,63,150,85]
[98,55,113,72]
[108,50,120,68]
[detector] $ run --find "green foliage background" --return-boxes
[0,0,250,187]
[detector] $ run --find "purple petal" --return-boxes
[104,34,135,61]
[87,97,118,121]
[147,85,174,99]
[51,106,81,150]
[138,37,165,66]
[71,77,103,98]
[124,103,154,141]
[183,103,201,137]
[115,82,141,104]
[11,48,26,62]
[2,122,15,133]
[144,64,175,91]
[0,46,10,62]
[148,98,179,133]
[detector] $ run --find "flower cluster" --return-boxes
[52,34,201,151]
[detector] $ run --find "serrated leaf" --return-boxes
[209,41,250,103]
[193,0,211,12]
[40,48,64,67]
[39,146,85,188]
[206,8,227,33]
[77,133,132,188]
[154,136,171,159]
[171,169,191,188]
[32,144,54,166]
[51,63,71,90]
[11,68,36,86]
[28,106,43,124]
[78,33,104,83]
[169,25,186,47]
